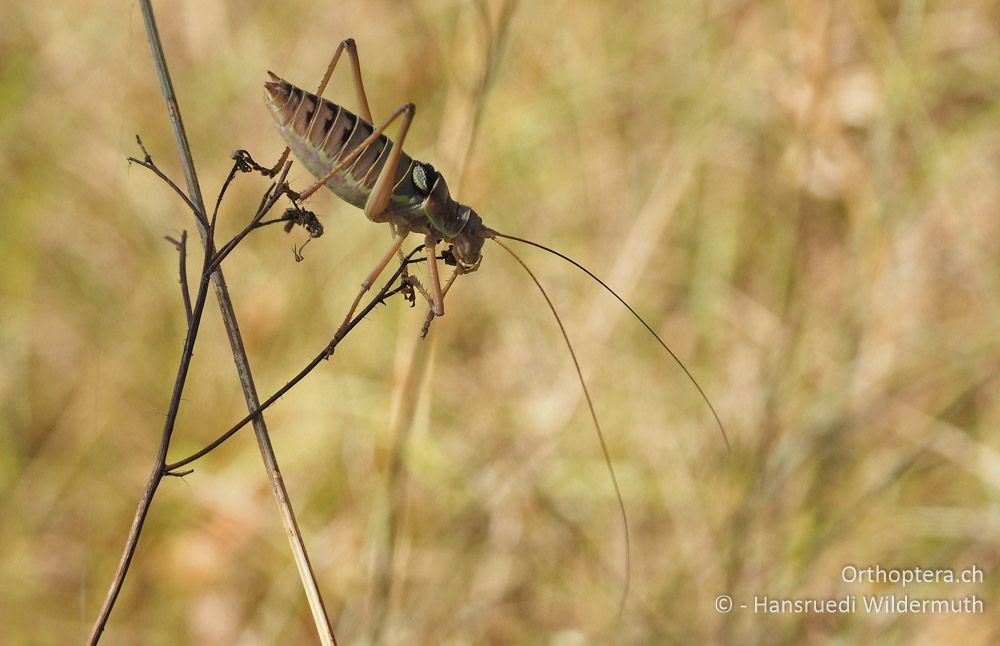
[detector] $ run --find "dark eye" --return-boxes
[412,162,437,195]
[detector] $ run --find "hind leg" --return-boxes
[269,38,374,175]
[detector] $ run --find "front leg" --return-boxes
[423,235,445,317]
[420,265,462,338]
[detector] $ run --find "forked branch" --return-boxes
[93,139,418,646]
[165,246,427,472]
[92,1,337,642]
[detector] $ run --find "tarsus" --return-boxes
[491,231,731,453]
[492,237,631,618]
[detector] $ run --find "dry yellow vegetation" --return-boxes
[1,0,998,643]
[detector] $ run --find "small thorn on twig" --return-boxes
[164,468,194,478]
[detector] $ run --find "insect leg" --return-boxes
[419,265,462,338]
[388,221,415,306]
[297,102,414,202]
[269,39,375,176]
[363,104,415,220]
[318,40,414,300]
[353,98,414,302]
[332,229,410,344]
[423,235,445,316]
[313,38,374,123]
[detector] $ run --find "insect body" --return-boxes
[265,74,490,271]
[264,58,492,322]
[262,39,728,613]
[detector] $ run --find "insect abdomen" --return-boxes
[264,74,416,211]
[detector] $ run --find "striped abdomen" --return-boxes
[264,73,425,215]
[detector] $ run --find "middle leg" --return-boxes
[405,235,448,317]
[332,229,409,345]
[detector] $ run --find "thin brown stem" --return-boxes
[166,248,425,471]
[206,162,292,276]
[136,3,336,642]
[455,0,518,193]
[128,147,204,225]
[88,222,217,645]
[90,2,336,643]
[208,154,245,240]
[164,231,193,325]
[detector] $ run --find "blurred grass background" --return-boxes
[1,0,999,643]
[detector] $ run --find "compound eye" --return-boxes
[412,162,437,195]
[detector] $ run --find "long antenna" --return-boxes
[492,237,631,617]
[491,231,731,453]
